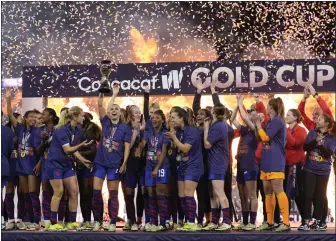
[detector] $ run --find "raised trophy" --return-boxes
[98,60,112,93]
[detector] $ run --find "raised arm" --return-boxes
[210,77,222,106]
[230,104,241,131]
[254,94,269,126]
[238,97,255,131]
[298,85,314,130]
[98,93,106,119]
[308,84,334,120]
[5,89,18,128]
[192,79,203,115]
[143,86,150,121]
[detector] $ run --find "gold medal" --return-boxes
[108,147,113,152]
[21,152,26,158]
[168,149,172,155]
[44,152,48,159]
[316,156,323,162]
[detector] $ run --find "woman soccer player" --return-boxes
[44,106,92,231]
[165,107,204,232]
[252,97,291,232]
[136,110,170,232]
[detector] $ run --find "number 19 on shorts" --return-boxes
[157,169,165,177]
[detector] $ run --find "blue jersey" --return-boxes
[94,116,132,169]
[2,125,14,177]
[176,126,204,177]
[34,126,55,164]
[143,129,170,171]
[45,123,83,171]
[15,124,39,175]
[260,116,286,173]
[237,126,258,171]
[207,121,229,175]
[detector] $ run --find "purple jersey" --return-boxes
[176,126,204,177]
[304,129,336,176]
[1,125,14,177]
[34,126,55,164]
[44,123,83,171]
[260,116,286,173]
[94,116,132,169]
[143,129,170,171]
[207,121,229,175]
[15,124,39,175]
[237,126,258,171]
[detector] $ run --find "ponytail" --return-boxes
[268,97,285,120]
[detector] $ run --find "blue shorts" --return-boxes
[209,174,225,181]
[178,175,200,182]
[139,174,145,187]
[145,168,170,187]
[44,168,76,180]
[93,163,120,181]
[1,176,8,188]
[8,158,18,182]
[237,170,258,184]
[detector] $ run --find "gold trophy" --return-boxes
[98,60,112,93]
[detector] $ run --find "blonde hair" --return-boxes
[56,106,83,129]
[150,102,160,110]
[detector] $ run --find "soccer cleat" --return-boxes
[66,222,80,231]
[215,223,231,232]
[298,223,310,231]
[6,221,16,230]
[47,223,68,232]
[16,221,26,230]
[232,222,245,231]
[183,223,202,232]
[202,222,218,231]
[242,223,256,231]
[77,221,92,231]
[92,221,101,232]
[131,223,139,232]
[107,224,116,232]
[256,222,274,231]
[315,221,327,231]
[123,222,131,231]
[150,225,168,232]
[275,223,291,232]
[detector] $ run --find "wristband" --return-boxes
[313,92,319,98]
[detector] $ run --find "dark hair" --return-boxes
[84,112,93,120]
[213,104,226,121]
[44,108,59,126]
[268,97,285,120]
[23,110,35,127]
[288,109,303,123]
[172,107,189,125]
[154,109,166,122]
[5,112,21,128]
[170,106,180,114]
[33,109,41,114]
[321,114,336,136]
[199,108,211,119]
[83,117,101,141]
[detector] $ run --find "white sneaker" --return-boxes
[107,224,116,232]
[92,221,101,232]
[131,223,139,232]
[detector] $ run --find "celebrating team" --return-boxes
[1,81,335,232]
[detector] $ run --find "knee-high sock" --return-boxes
[222,207,231,225]
[250,211,257,225]
[211,208,220,224]
[276,192,289,225]
[68,211,77,223]
[136,189,144,220]
[23,193,34,223]
[5,193,15,221]
[169,195,178,224]
[42,191,52,221]
[92,189,103,222]
[177,197,185,222]
[125,193,136,224]
[265,194,275,225]
[50,211,58,225]
[149,195,158,225]
[29,192,41,224]
[109,190,119,225]
[143,192,151,223]
[58,195,66,222]
[179,197,187,222]
[157,195,169,226]
[185,196,196,223]
[243,211,249,225]
[17,192,25,220]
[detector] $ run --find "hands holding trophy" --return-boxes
[99,60,113,93]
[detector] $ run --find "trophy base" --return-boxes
[98,87,112,94]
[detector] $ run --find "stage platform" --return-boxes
[2,228,335,241]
